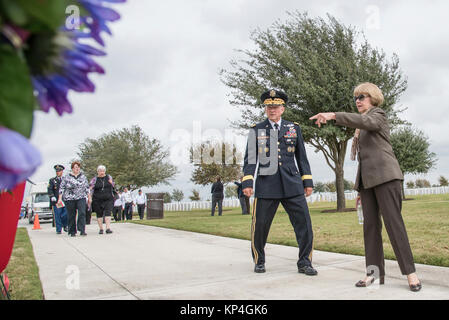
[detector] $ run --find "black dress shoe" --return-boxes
[63,227,68,232]
[254,264,266,273]
[298,265,318,276]
[80,232,87,236]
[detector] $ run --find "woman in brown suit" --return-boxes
[310,82,421,292]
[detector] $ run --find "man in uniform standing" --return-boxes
[135,189,147,220]
[121,186,134,220]
[242,89,317,276]
[48,164,68,234]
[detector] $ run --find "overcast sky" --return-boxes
[28,0,449,200]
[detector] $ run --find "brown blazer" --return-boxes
[335,107,403,191]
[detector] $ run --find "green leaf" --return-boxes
[0,0,28,26]
[0,44,34,138]
[14,0,72,32]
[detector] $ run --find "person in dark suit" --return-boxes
[310,82,421,292]
[211,176,224,216]
[47,165,68,234]
[242,89,317,276]
[234,177,250,214]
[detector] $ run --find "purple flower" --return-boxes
[78,0,126,46]
[0,127,41,191]
[32,0,125,115]
[32,39,106,115]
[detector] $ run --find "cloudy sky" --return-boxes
[28,0,449,200]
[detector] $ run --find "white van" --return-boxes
[28,182,53,224]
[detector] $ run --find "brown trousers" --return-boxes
[360,179,416,276]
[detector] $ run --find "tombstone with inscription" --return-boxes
[146,193,164,219]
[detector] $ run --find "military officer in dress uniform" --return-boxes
[48,164,68,234]
[242,89,317,276]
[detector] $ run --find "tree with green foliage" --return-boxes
[406,181,415,189]
[172,189,184,202]
[415,179,431,188]
[313,182,326,193]
[163,192,172,203]
[324,181,337,193]
[220,12,408,211]
[189,189,201,201]
[190,141,243,185]
[77,125,177,190]
[390,126,437,198]
[225,184,238,198]
[438,176,448,187]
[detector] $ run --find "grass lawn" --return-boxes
[2,228,44,300]
[131,194,449,267]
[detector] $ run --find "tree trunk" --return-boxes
[335,164,346,211]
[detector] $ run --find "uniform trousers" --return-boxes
[239,196,250,215]
[124,202,133,220]
[137,204,145,219]
[251,194,313,268]
[113,206,122,221]
[360,179,416,276]
[52,205,67,233]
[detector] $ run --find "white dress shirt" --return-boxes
[135,193,147,205]
[121,191,133,204]
[268,118,282,131]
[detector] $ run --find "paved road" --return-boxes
[20,218,449,300]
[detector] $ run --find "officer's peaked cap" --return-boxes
[261,89,288,105]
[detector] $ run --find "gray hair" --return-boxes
[97,165,106,172]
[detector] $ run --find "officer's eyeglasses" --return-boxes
[354,94,369,103]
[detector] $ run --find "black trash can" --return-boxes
[146,193,164,219]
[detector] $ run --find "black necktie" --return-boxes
[274,123,279,131]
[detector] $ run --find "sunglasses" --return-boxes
[354,94,369,103]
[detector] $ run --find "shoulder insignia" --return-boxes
[294,122,300,126]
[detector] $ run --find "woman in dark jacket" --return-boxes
[310,82,421,292]
[89,165,115,234]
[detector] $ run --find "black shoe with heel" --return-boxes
[409,281,422,292]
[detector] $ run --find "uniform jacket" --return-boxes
[234,181,244,198]
[242,118,313,199]
[48,176,62,207]
[335,107,403,191]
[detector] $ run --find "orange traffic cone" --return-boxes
[32,214,41,230]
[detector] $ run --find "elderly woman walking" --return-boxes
[310,82,421,292]
[58,161,89,237]
[89,165,115,234]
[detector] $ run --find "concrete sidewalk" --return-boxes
[22,219,449,300]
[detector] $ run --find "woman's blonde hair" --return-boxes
[353,82,384,107]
